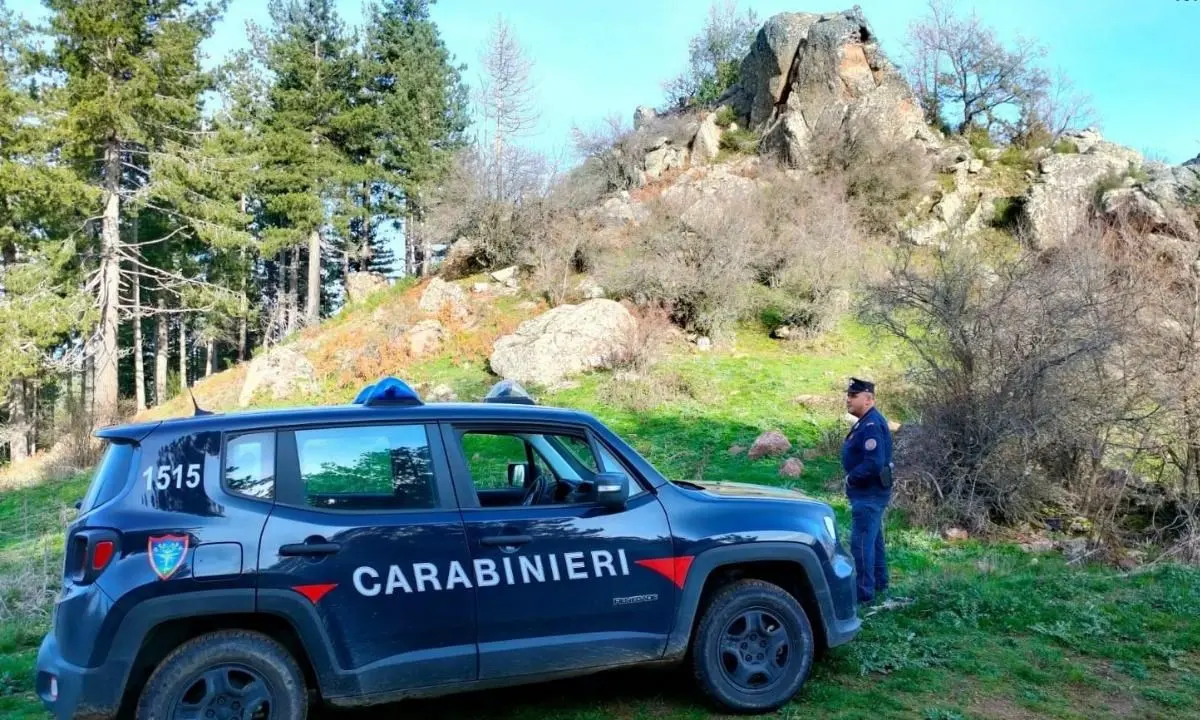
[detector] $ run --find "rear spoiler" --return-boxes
[94,420,162,443]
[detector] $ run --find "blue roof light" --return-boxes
[354,377,423,407]
[484,379,536,405]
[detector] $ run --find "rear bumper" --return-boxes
[35,631,128,720]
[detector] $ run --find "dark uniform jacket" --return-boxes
[841,406,894,501]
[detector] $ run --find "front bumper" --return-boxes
[35,631,129,720]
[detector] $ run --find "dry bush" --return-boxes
[604,370,698,413]
[567,112,701,203]
[745,168,869,334]
[808,113,932,235]
[602,304,677,376]
[861,222,1145,532]
[595,192,755,338]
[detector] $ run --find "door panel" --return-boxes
[442,422,677,680]
[256,423,476,695]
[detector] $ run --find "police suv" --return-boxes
[35,377,861,718]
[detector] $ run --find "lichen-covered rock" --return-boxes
[238,346,317,407]
[488,299,637,387]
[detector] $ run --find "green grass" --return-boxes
[3,319,1199,719]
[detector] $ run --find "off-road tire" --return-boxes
[691,578,815,713]
[136,629,307,720]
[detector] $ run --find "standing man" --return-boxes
[841,377,894,606]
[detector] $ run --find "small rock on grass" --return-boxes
[943,527,969,542]
[748,431,791,460]
[779,458,804,478]
[728,445,746,456]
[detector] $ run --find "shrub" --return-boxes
[596,196,755,338]
[719,127,759,154]
[859,225,1145,532]
[1052,139,1079,154]
[808,114,932,235]
[714,105,737,128]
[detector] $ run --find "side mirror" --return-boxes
[507,463,527,488]
[594,472,629,509]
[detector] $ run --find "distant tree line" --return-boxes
[0,0,470,462]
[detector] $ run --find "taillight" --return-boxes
[66,529,121,584]
[92,540,115,570]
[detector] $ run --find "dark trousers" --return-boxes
[850,496,889,604]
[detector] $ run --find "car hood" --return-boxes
[682,479,818,503]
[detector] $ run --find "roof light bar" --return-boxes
[354,377,423,407]
[484,379,536,405]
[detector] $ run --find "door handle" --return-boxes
[279,542,341,557]
[480,535,532,547]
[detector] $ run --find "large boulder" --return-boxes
[238,346,318,407]
[404,320,446,358]
[1020,138,1144,248]
[418,277,471,322]
[344,271,388,304]
[488,299,637,388]
[690,111,723,165]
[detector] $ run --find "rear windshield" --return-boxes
[78,442,135,514]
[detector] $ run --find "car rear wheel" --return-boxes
[691,578,814,713]
[136,629,307,720]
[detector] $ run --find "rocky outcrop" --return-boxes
[1020,129,1199,248]
[238,346,317,407]
[345,271,388,304]
[488,299,637,388]
[723,8,936,168]
[1021,135,1144,248]
[691,112,723,165]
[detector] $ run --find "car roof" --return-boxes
[95,400,603,442]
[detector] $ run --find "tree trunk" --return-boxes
[132,269,146,412]
[238,294,248,362]
[286,248,298,334]
[94,140,122,428]
[178,317,187,394]
[205,337,215,377]
[82,353,93,418]
[361,182,372,269]
[404,214,415,277]
[8,379,28,463]
[306,230,321,325]
[155,299,168,405]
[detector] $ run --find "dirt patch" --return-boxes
[967,695,1045,720]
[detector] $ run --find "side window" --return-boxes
[295,424,438,511]
[458,429,640,506]
[460,433,528,490]
[224,432,275,500]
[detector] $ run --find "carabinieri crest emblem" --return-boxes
[147,534,189,580]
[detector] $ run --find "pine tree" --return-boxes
[39,0,223,427]
[360,0,469,277]
[251,0,355,328]
[0,3,96,459]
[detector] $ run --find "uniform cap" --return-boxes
[847,377,875,395]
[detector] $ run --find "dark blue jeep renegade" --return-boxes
[35,377,860,719]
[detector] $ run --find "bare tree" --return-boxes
[474,16,541,203]
[902,0,1049,135]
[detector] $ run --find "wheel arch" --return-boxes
[665,542,839,661]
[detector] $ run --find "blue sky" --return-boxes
[11,0,1198,164]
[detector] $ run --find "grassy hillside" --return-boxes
[1,278,1198,719]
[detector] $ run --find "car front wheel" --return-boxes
[136,629,307,720]
[691,578,815,713]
